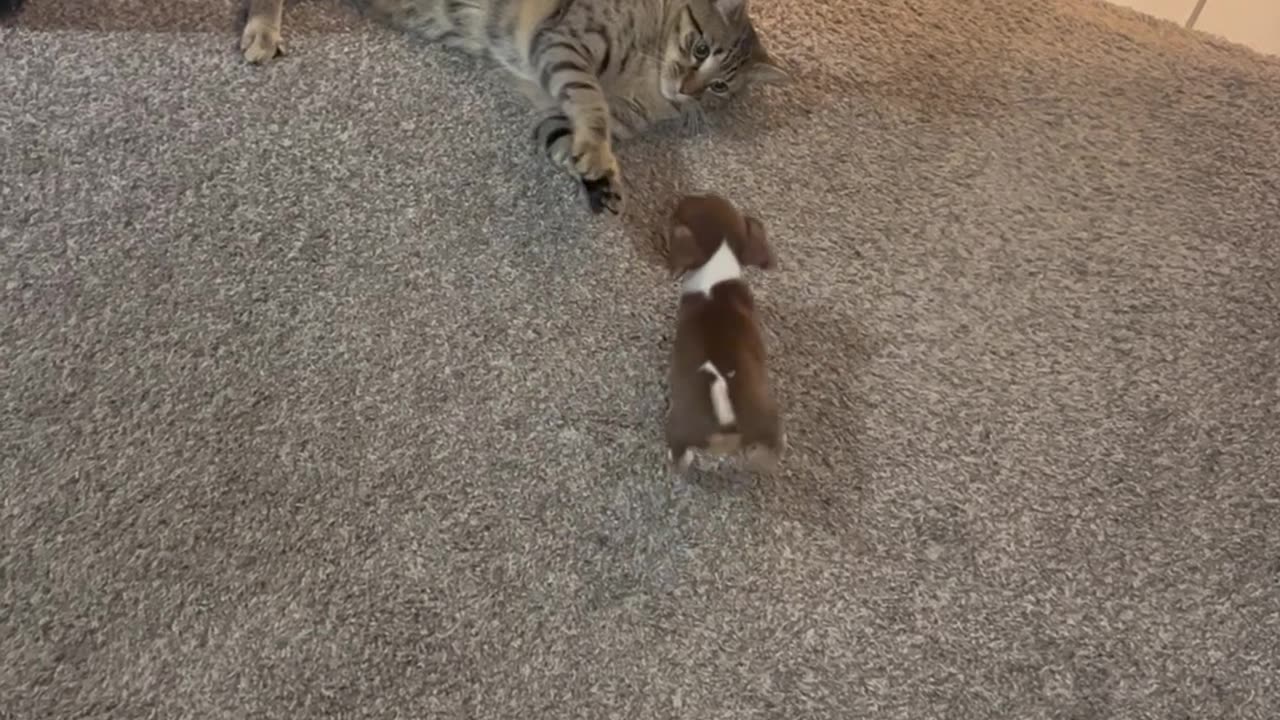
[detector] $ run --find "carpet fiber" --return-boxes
[3,0,1279,717]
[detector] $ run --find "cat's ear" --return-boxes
[741,214,775,270]
[714,0,749,20]
[748,55,790,86]
[667,222,705,277]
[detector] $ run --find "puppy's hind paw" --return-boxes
[666,448,693,478]
[745,445,781,475]
[241,18,284,64]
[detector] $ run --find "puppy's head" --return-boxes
[666,193,774,277]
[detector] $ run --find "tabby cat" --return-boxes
[240,0,787,214]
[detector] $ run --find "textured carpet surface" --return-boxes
[3,0,1280,717]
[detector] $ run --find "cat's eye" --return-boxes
[709,80,729,94]
[693,39,711,61]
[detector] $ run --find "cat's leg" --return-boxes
[531,104,643,165]
[533,110,630,213]
[532,96,660,207]
[241,0,286,63]
[533,111,575,171]
[607,98,653,144]
[530,33,623,215]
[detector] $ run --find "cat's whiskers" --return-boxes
[679,105,710,135]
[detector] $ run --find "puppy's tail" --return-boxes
[0,0,26,20]
[699,362,737,428]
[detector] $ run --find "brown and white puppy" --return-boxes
[664,192,784,475]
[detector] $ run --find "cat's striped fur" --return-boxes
[240,0,787,214]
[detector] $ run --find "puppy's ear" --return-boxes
[740,214,775,269]
[667,222,705,277]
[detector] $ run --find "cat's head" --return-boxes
[661,0,789,110]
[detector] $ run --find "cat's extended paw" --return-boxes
[580,175,624,215]
[241,18,284,64]
[571,136,624,215]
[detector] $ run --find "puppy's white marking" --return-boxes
[682,238,741,297]
[699,361,736,427]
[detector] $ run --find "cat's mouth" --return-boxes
[660,74,695,105]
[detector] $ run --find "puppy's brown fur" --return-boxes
[664,193,784,475]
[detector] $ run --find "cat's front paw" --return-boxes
[571,137,624,216]
[580,175,624,215]
[241,18,284,64]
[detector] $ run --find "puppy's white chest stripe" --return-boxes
[682,239,742,297]
[699,361,736,427]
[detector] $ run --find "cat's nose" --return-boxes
[679,74,703,97]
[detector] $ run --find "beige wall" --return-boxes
[1107,0,1279,56]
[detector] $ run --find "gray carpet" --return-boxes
[3,0,1279,717]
